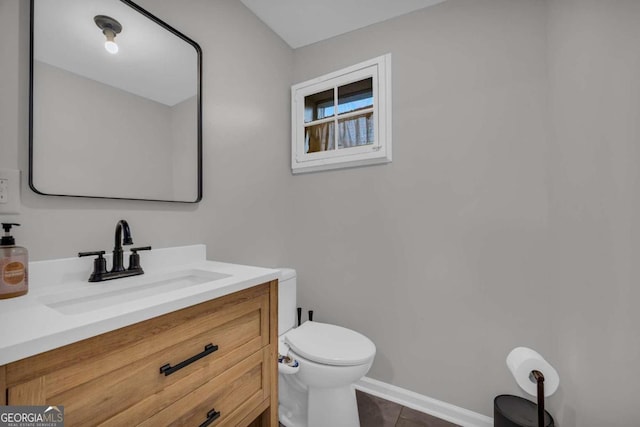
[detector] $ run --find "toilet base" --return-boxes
[279,371,308,427]
[279,404,306,427]
[307,385,360,427]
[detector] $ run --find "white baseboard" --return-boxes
[354,377,493,427]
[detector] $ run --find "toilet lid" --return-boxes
[285,321,376,366]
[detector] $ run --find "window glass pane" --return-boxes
[304,89,334,123]
[338,78,373,115]
[316,100,334,119]
[338,112,374,149]
[305,121,335,153]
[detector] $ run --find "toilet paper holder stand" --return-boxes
[529,370,545,427]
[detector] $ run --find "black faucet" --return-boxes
[112,219,133,272]
[79,220,151,282]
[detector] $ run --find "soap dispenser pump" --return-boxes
[0,223,28,299]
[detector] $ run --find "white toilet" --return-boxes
[278,268,376,427]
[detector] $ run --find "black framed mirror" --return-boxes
[29,0,202,202]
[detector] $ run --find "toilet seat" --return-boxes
[285,321,375,366]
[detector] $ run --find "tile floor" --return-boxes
[279,390,461,427]
[356,390,461,427]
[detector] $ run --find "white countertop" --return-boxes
[0,245,279,365]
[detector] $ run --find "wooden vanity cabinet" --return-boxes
[0,280,278,427]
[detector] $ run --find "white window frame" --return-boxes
[291,54,392,174]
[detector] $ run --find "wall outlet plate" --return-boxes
[0,168,21,214]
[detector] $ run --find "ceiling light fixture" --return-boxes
[94,15,122,54]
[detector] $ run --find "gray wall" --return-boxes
[2,0,640,425]
[292,0,640,425]
[547,0,640,426]
[292,0,551,419]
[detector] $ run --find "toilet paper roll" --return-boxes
[506,347,559,397]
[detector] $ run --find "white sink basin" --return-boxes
[39,269,231,315]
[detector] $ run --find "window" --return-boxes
[291,54,392,173]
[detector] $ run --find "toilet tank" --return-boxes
[278,268,297,335]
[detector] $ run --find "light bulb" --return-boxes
[104,40,118,54]
[103,28,118,54]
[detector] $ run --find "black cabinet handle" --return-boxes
[159,343,218,376]
[198,409,221,427]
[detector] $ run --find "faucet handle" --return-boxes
[128,246,151,271]
[79,250,106,258]
[79,251,108,281]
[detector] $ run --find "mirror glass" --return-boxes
[30,0,202,202]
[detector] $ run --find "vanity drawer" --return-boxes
[134,347,270,427]
[5,283,272,426]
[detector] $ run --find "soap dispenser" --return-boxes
[0,223,28,299]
